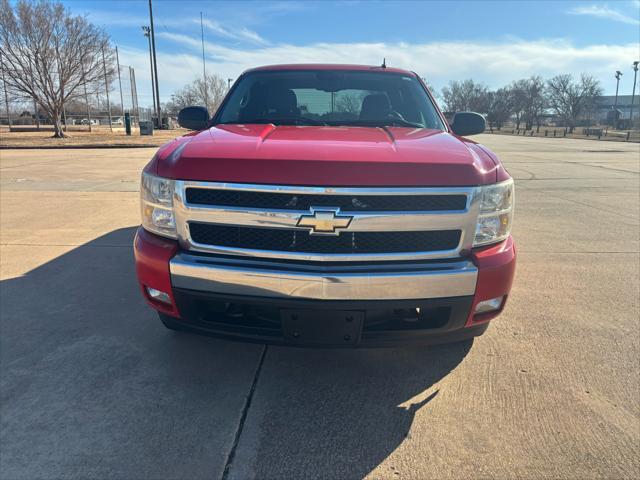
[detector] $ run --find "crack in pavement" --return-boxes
[222,344,268,480]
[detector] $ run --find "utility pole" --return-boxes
[102,43,113,131]
[630,61,639,130]
[116,46,125,117]
[148,0,161,125]
[142,26,157,116]
[0,50,12,129]
[227,78,233,90]
[200,12,208,110]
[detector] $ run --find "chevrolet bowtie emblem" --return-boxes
[297,209,353,235]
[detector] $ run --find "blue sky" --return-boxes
[61,0,640,107]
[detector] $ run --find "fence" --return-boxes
[0,48,148,133]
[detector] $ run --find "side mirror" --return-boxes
[450,112,485,136]
[177,106,210,130]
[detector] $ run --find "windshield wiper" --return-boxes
[217,117,327,126]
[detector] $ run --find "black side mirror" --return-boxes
[177,106,210,130]
[450,112,486,136]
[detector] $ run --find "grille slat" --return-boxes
[186,188,467,212]
[189,223,461,254]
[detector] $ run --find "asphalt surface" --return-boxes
[0,134,638,479]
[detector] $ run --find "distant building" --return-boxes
[594,95,639,124]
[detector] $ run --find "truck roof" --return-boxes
[244,64,416,76]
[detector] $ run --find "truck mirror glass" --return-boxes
[450,112,486,136]
[178,106,210,130]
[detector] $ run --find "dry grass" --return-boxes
[0,126,189,148]
[488,127,640,143]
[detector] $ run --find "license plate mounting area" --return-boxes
[281,309,364,346]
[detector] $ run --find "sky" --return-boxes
[59,0,640,108]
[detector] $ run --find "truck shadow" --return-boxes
[0,227,471,479]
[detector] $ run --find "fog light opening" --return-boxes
[145,286,172,305]
[474,296,504,315]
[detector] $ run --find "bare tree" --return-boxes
[508,80,528,130]
[0,0,115,137]
[165,73,228,116]
[441,79,489,113]
[335,91,365,115]
[521,76,545,131]
[546,74,602,132]
[485,87,514,130]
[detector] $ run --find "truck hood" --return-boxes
[156,124,503,186]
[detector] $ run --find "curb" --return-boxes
[1,144,160,150]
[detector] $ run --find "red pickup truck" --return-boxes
[134,64,516,347]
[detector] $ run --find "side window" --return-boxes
[218,79,254,123]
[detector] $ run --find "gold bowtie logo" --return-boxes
[297,209,353,235]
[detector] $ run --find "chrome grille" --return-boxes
[188,223,462,254]
[174,181,481,262]
[185,188,467,212]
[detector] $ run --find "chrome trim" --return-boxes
[177,180,476,196]
[170,253,478,300]
[174,180,482,262]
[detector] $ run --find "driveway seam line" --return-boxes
[221,344,268,480]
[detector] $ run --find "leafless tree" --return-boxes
[165,73,228,116]
[546,74,602,132]
[509,76,546,131]
[335,91,365,115]
[441,79,490,113]
[485,87,514,130]
[0,0,115,137]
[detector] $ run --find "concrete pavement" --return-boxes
[1,135,638,479]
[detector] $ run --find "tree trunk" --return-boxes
[51,108,67,138]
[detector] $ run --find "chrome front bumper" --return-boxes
[169,253,478,301]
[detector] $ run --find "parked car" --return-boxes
[111,117,124,125]
[80,118,99,125]
[134,64,516,347]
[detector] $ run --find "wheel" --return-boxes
[158,312,187,332]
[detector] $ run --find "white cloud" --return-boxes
[198,19,268,45]
[120,37,639,108]
[568,4,640,25]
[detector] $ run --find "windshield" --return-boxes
[214,70,446,130]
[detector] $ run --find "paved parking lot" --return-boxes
[1,135,638,479]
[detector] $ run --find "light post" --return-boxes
[142,26,157,117]
[630,61,639,130]
[228,78,233,90]
[200,12,208,110]
[148,0,161,125]
[613,70,623,129]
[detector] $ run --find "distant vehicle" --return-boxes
[135,64,516,347]
[80,118,99,125]
[111,117,124,125]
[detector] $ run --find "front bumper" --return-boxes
[134,227,516,346]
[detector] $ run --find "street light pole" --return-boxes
[613,70,623,129]
[142,26,157,117]
[630,61,639,130]
[614,71,623,108]
[227,78,233,90]
[200,12,208,110]
[148,0,161,124]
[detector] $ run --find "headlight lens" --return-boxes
[140,172,177,239]
[473,179,514,246]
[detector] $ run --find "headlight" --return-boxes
[140,172,177,239]
[473,179,514,246]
